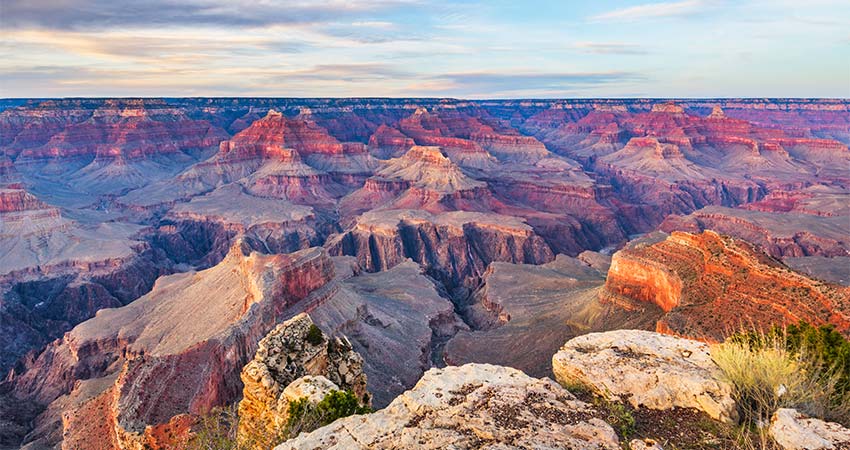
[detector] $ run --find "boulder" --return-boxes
[769,408,850,450]
[274,363,620,450]
[552,329,737,423]
[283,376,339,405]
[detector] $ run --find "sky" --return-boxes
[1,0,849,98]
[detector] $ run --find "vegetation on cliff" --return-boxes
[190,390,370,450]
[713,322,850,427]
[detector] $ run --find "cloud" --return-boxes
[265,64,417,83]
[1,0,419,30]
[589,0,707,22]
[573,42,648,55]
[412,71,647,97]
[320,21,424,44]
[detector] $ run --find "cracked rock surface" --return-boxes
[274,363,620,450]
[552,329,738,423]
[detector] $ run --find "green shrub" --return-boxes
[716,321,850,427]
[603,399,636,440]
[284,390,371,439]
[189,391,371,449]
[306,324,324,346]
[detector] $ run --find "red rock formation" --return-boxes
[396,108,497,168]
[4,99,226,161]
[0,188,51,213]
[602,231,850,341]
[660,205,850,259]
[326,210,554,287]
[367,125,415,159]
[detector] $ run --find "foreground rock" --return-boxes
[237,313,368,443]
[274,363,620,450]
[552,329,738,423]
[769,408,850,450]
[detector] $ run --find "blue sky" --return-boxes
[2,0,849,98]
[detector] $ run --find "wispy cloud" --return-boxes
[1,0,848,98]
[573,42,648,55]
[267,64,416,83]
[1,0,420,30]
[589,0,707,22]
[409,71,647,97]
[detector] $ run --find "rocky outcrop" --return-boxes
[769,408,850,450]
[660,201,850,285]
[237,313,368,444]
[602,231,850,340]
[274,364,621,450]
[552,330,738,423]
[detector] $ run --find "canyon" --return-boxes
[0,98,847,449]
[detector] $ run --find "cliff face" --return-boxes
[602,231,850,340]
[1,243,337,449]
[327,210,554,288]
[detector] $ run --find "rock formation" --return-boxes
[274,364,621,450]
[660,188,850,285]
[237,313,368,445]
[769,408,850,450]
[602,230,850,340]
[326,209,554,288]
[552,330,738,423]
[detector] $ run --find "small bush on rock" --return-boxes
[305,324,324,346]
[713,321,850,427]
[284,390,371,439]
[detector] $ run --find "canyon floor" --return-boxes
[0,98,848,449]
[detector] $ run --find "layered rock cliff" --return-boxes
[326,209,554,289]
[602,231,850,340]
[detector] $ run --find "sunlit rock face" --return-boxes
[602,231,850,340]
[237,313,369,446]
[274,364,621,450]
